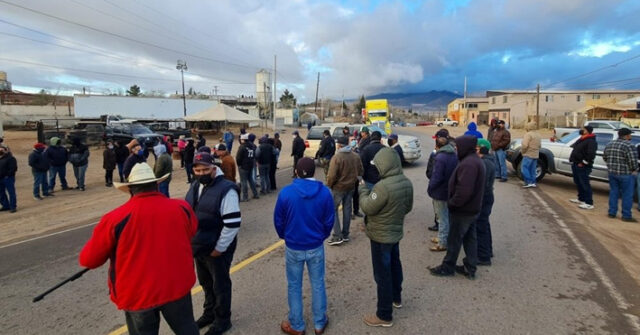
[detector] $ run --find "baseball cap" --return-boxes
[197,146,211,153]
[432,129,449,139]
[194,152,215,166]
[215,143,227,151]
[618,128,632,136]
[389,134,398,140]
[295,157,315,178]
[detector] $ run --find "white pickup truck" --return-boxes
[553,120,636,140]
[436,118,459,127]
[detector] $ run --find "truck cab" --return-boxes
[365,99,392,135]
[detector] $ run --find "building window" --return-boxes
[545,95,549,102]
[593,94,600,99]
[503,96,507,103]
[577,95,581,102]
[491,97,496,104]
[628,94,634,98]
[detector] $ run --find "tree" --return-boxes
[353,95,366,113]
[126,85,141,96]
[32,89,53,105]
[279,89,297,108]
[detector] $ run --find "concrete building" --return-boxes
[447,97,489,125]
[486,90,640,128]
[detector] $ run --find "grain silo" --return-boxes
[256,69,271,109]
[0,71,11,91]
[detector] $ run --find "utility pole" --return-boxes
[273,55,277,131]
[314,72,320,116]
[176,60,188,117]
[340,90,344,117]
[536,83,540,129]
[213,86,218,99]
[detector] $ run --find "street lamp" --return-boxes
[176,60,188,117]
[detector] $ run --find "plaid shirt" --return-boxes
[603,139,638,175]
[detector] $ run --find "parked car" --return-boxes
[436,118,458,127]
[507,128,640,183]
[104,123,164,148]
[304,125,333,159]
[146,122,191,144]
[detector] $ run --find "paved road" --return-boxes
[1,129,639,334]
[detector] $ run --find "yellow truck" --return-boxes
[365,99,392,135]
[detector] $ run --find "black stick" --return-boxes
[32,268,90,303]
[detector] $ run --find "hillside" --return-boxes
[367,90,461,110]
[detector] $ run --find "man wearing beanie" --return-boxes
[28,142,51,200]
[604,128,638,222]
[569,125,597,210]
[186,152,241,335]
[359,147,413,327]
[476,138,496,265]
[360,131,385,189]
[274,157,333,335]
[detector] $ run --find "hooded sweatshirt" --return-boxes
[45,137,68,166]
[326,145,363,191]
[521,122,541,159]
[464,122,484,139]
[427,143,458,201]
[448,135,486,215]
[274,178,335,250]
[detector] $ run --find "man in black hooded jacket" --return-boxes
[360,131,384,189]
[429,135,485,279]
[569,125,597,209]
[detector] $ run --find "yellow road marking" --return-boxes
[108,239,285,335]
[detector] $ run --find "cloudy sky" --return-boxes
[1,0,640,102]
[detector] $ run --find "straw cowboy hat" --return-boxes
[113,162,170,192]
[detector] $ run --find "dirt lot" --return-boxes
[409,124,640,286]
[0,127,302,245]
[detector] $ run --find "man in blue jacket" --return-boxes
[274,157,334,335]
[427,137,458,252]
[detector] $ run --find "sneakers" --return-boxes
[363,314,393,327]
[327,237,343,246]
[569,199,583,204]
[523,184,537,188]
[33,196,43,201]
[455,265,476,280]
[427,224,439,232]
[578,203,594,210]
[622,217,638,223]
[280,320,304,335]
[608,214,616,218]
[428,265,454,277]
[477,259,492,266]
[196,315,214,329]
[342,236,350,242]
[392,301,402,309]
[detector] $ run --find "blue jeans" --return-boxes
[608,174,634,219]
[124,294,198,335]
[571,164,593,205]
[331,189,353,239]
[158,180,170,198]
[73,164,88,189]
[495,149,507,180]
[370,240,403,321]
[285,245,328,332]
[225,141,233,154]
[258,164,270,192]
[185,163,193,183]
[521,157,537,185]
[48,165,68,191]
[32,170,49,197]
[433,200,449,248]
[239,168,258,199]
[0,176,17,210]
[116,162,125,182]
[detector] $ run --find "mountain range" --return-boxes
[367,90,461,110]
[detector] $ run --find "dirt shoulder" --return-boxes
[0,127,305,246]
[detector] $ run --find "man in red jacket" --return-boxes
[79,162,199,335]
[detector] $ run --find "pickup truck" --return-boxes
[553,120,636,140]
[327,124,422,163]
[436,118,458,127]
[104,123,164,148]
[507,128,640,182]
[146,122,191,143]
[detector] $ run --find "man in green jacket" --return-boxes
[359,147,413,328]
[154,144,173,197]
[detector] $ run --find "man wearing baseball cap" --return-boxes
[603,127,638,222]
[185,152,242,334]
[28,142,51,200]
[215,143,237,183]
[80,162,199,334]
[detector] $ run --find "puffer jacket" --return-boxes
[427,143,458,201]
[359,147,413,244]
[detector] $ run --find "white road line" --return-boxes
[0,166,295,249]
[0,221,98,249]
[531,191,640,331]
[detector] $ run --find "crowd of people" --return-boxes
[3,119,638,334]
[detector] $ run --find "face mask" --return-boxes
[350,140,357,147]
[108,145,114,149]
[137,149,145,156]
[197,174,213,185]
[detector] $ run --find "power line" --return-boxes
[547,52,640,87]
[0,0,264,71]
